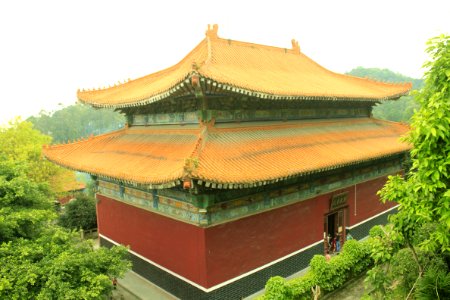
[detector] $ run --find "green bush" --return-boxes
[264,276,291,300]
[389,248,421,295]
[416,264,450,299]
[287,272,317,300]
[369,225,384,238]
[263,240,373,299]
[58,194,97,231]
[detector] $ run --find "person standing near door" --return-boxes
[335,231,341,252]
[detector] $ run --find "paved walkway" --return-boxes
[91,238,177,300]
[244,266,311,299]
[112,271,179,300]
[322,275,366,300]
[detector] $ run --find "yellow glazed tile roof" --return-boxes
[44,118,410,188]
[44,126,201,187]
[77,25,411,108]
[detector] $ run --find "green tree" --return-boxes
[380,34,450,255]
[0,120,130,299]
[370,34,450,298]
[28,103,125,144]
[346,67,423,122]
[0,120,57,241]
[0,228,129,299]
[59,194,97,231]
[346,67,424,90]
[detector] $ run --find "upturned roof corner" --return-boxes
[75,25,412,108]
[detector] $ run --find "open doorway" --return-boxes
[327,212,337,240]
[324,209,346,253]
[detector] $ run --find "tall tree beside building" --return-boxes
[0,120,130,299]
[368,35,450,299]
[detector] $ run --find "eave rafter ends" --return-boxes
[78,73,411,110]
[45,152,181,190]
[45,146,404,189]
[194,151,407,190]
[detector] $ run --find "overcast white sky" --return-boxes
[0,0,448,125]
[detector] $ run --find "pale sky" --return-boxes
[0,0,448,125]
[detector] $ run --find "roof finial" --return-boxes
[205,24,219,39]
[291,39,300,54]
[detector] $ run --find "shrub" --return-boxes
[369,225,384,238]
[287,272,317,300]
[263,240,373,298]
[58,194,97,231]
[264,276,291,300]
[389,248,421,295]
[416,264,450,299]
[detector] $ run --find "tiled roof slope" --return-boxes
[43,118,410,188]
[77,25,411,108]
[44,126,201,187]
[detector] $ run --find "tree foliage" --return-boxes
[379,34,450,254]
[0,228,129,299]
[0,120,57,241]
[367,34,450,299]
[347,67,424,90]
[346,67,423,122]
[59,194,97,231]
[28,103,125,144]
[0,120,130,299]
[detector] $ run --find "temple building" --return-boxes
[44,25,411,299]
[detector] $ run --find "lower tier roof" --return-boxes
[43,118,410,188]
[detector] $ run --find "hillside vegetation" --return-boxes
[346,67,423,123]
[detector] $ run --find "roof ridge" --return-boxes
[182,121,212,182]
[201,27,412,92]
[209,36,302,57]
[204,24,217,66]
[210,118,370,133]
[77,24,412,108]
[212,36,411,90]
[77,38,209,100]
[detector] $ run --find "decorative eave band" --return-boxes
[45,147,409,190]
[195,150,409,190]
[78,74,411,109]
[77,73,196,109]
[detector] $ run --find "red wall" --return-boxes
[203,175,396,287]
[347,175,397,225]
[204,195,329,287]
[96,194,208,286]
[97,175,396,289]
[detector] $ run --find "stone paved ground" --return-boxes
[111,286,139,300]
[322,275,366,300]
[109,271,178,300]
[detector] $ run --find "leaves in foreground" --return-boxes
[0,228,130,300]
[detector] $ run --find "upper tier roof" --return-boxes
[77,25,411,108]
[43,118,410,188]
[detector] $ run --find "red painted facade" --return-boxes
[204,195,328,286]
[347,176,397,225]
[96,194,208,286]
[97,175,395,288]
